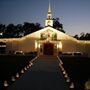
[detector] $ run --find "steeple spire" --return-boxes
[48,1,51,13]
[45,1,53,27]
[47,1,52,19]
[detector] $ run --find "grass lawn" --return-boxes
[59,55,90,90]
[0,54,36,89]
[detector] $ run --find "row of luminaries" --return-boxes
[59,55,90,90]
[0,54,37,90]
[58,57,74,90]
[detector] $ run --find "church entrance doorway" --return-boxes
[43,43,54,55]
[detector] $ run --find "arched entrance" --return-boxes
[43,43,54,55]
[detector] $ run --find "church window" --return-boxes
[52,33,57,40]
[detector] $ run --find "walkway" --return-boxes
[8,55,69,90]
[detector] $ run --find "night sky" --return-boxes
[0,0,90,35]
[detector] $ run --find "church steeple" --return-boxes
[45,1,53,27]
[47,2,52,19]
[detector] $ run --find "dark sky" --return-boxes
[0,0,90,35]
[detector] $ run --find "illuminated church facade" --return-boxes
[0,3,90,56]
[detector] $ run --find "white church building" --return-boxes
[0,3,90,56]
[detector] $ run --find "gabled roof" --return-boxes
[22,26,77,41]
[0,26,90,44]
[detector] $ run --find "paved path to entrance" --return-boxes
[8,55,69,90]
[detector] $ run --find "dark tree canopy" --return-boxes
[0,18,66,38]
[53,18,65,33]
[0,21,89,40]
[0,24,6,38]
[74,32,90,40]
[73,34,79,39]
[0,22,43,38]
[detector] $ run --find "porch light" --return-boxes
[58,42,62,49]
[38,43,41,48]
[57,42,62,49]
[35,41,38,49]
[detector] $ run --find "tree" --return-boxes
[4,24,15,38]
[53,18,65,33]
[15,24,24,37]
[74,34,79,39]
[79,32,85,40]
[0,22,42,38]
[0,24,6,38]
[35,23,42,31]
[84,33,90,40]
[74,32,90,40]
[23,22,35,35]
[23,22,42,35]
